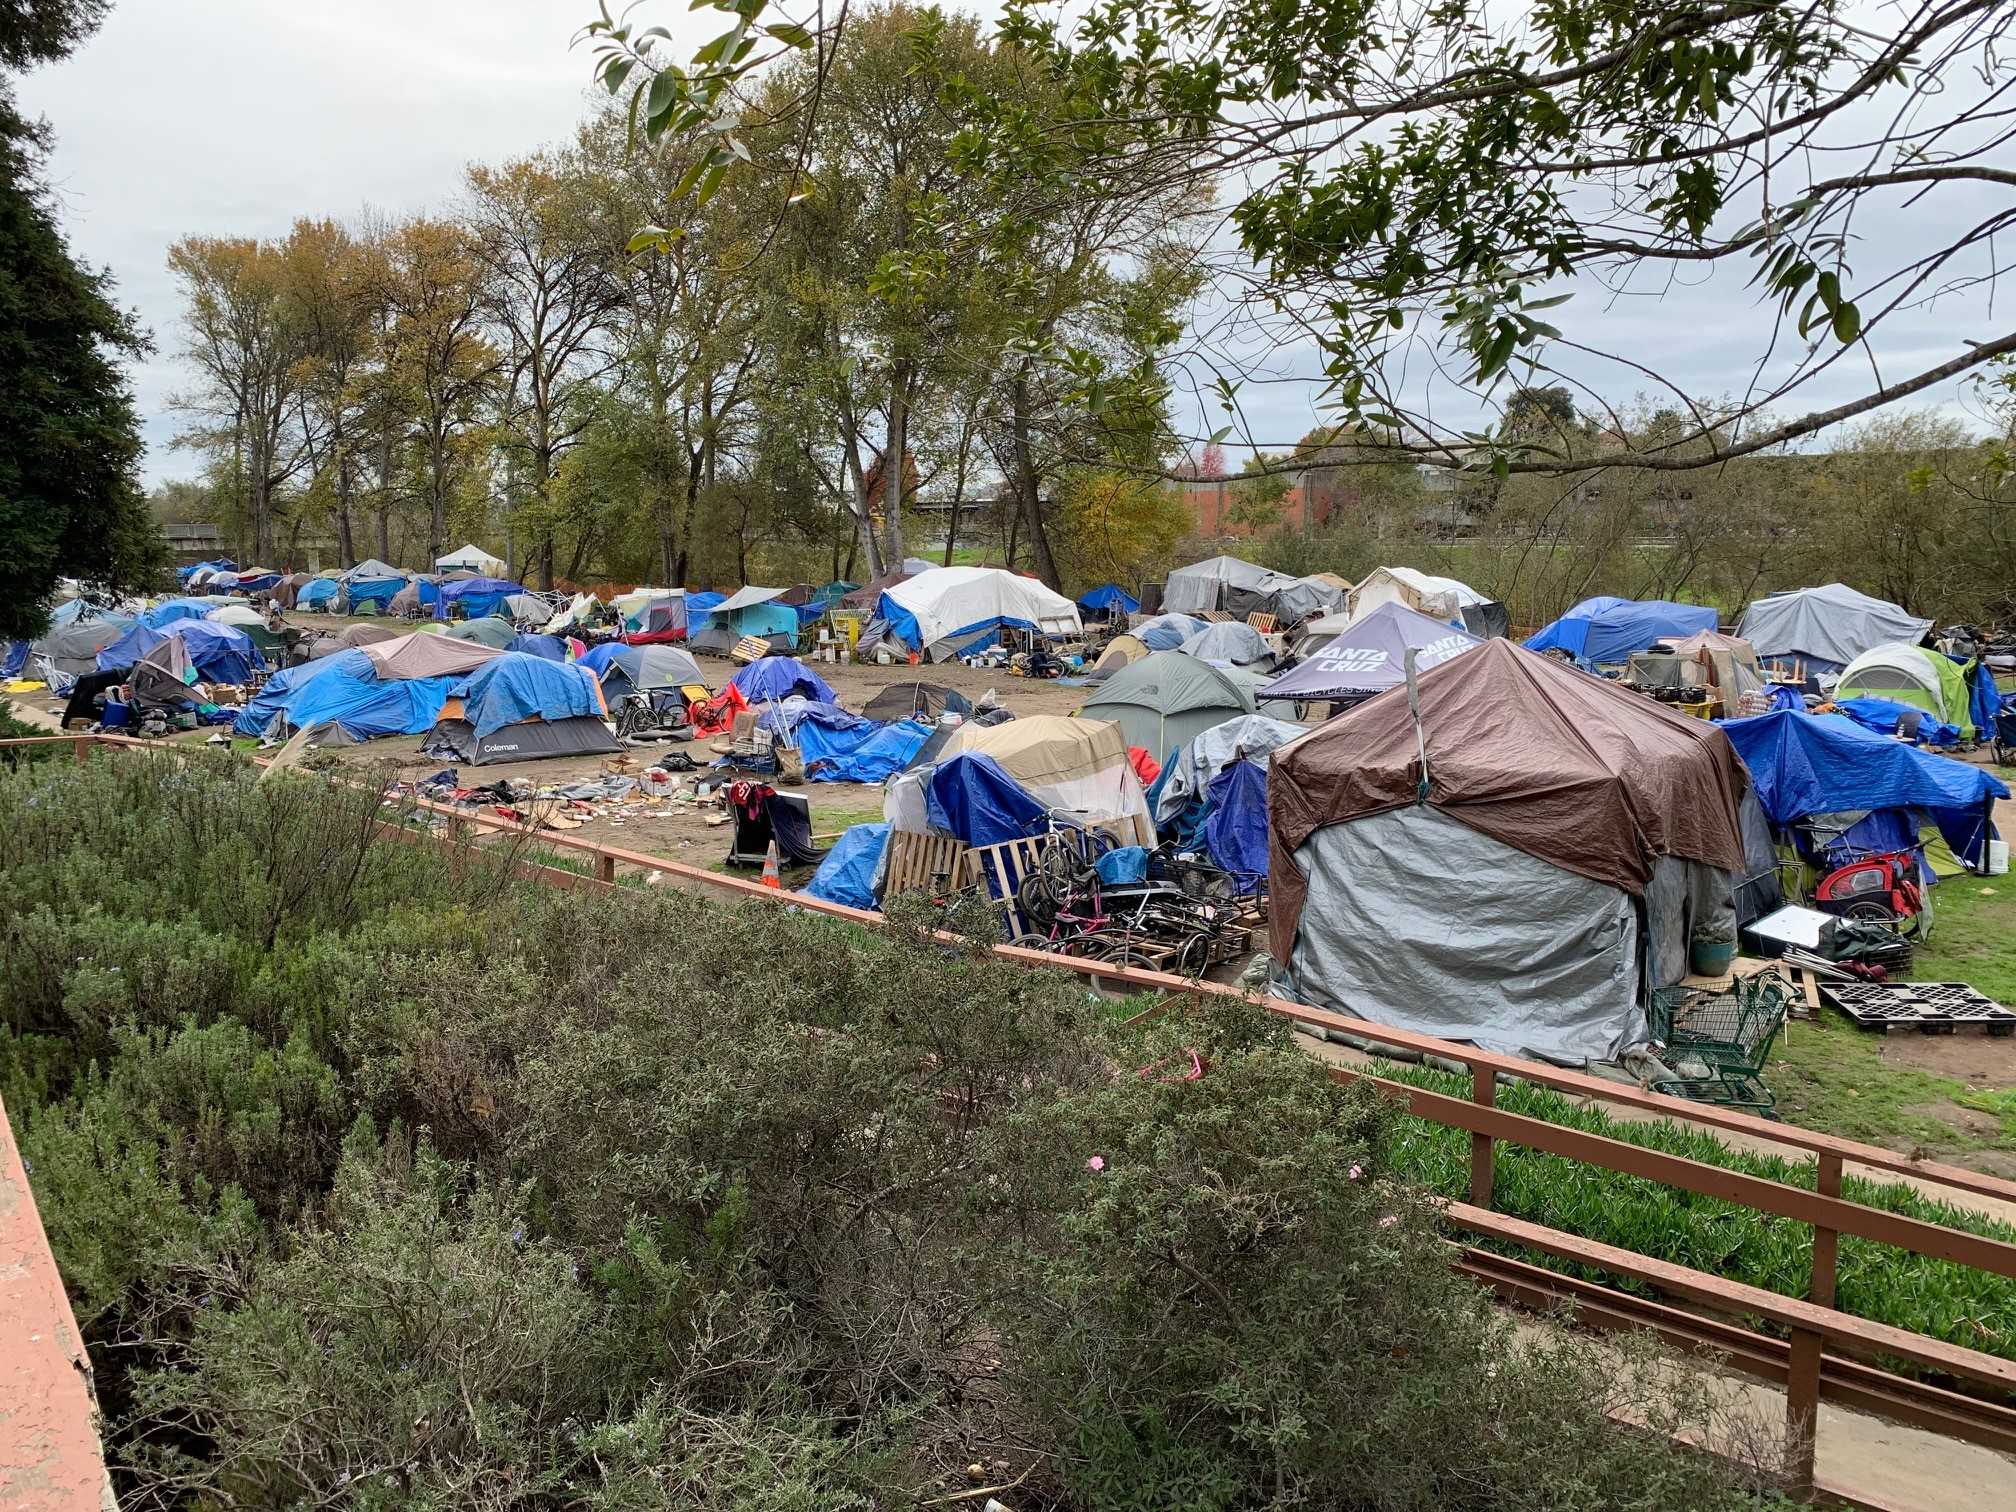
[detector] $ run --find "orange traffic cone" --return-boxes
[760,840,782,888]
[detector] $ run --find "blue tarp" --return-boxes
[298,578,340,609]
[448,654,602,738]
[803,822,890,910]
[437,577,523,621]
[575,642,625,679]
[1833,697,1959,747]
[1133,613,1207,651]
[1964,658,2001,743]
[140,598,218,629]
[233,571,281,593]
[1720,709,2007,867]
[798,714,932,783]
[177,558,236,583]
[1766,684,1804,713]
[2,640,27,677]
[98,620,263,682]
[1525,597,1719,665]
[506,634,568,662]
[732,656,836,704]
[1203,760,1269,892]
[1079,584,1140,615]
[925,753,1047,847]
[233,650,454,741]
[1095,845,1148,884]
[346,576,407,611]
[685,591,727,632]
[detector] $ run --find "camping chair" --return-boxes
[32,655,77,698]
[1646,974,1793,1113]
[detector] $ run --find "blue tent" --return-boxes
[1964,657,2001,742]
[1832,697,1959,747]
[2,640,27,677]
[345,576,407,611]
[804,823,890,910]
[448,654,602,738]
[437,577,524,621]
[233,650,455,741]
[732,656,836,704]
[925,753,1046,847]
[506,634,568,662]
[298,578,340,610]
[575,642,625,679]
[1078,584,1140,616]
[1525,597,1719,665]
[1719,709,2007,867]
[177,558,236,583]
[798,713,932,783]
[1133,612,1207,651]
[98,620,263,683]
[1203,759,1269,893]
[140,598,218,629]
[233,570,282,593]
[685,591,727,631]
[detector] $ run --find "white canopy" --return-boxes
[881,566,1080,652]
[715,584,787,613]
[436,543,508,576]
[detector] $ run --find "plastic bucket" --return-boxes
[1989,839,2010,877]
[1689,938,1737,977]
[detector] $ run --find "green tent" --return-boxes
[1078,650,1256,758]
[1834,643,1974,739]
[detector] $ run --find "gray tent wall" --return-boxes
[1286,805,1650,1066]
[422,715,621,765]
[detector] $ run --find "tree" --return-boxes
[0,0,163,635]
[1054,468,1190,585]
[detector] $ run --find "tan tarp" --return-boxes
[939,714,1156,846]
[360,632,504,682]
[1268,638,1748,961]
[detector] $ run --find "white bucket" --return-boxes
[1989,839,2010,876]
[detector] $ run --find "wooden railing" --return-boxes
[9,732,2016,1507]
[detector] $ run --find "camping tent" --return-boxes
[435,543,508,577]
[1087,633,1149,680]
[1720,709,2007,868]
[359,632,504,682]
[128,638,200,706]
[583,643,705,704]
[862,681,971,722]
[1270,639,1749,1065]
[29,619,133,678]
[841,571,909,609]
[1152,714,1308,825]
[446,617,516,648]
[207,603,267,629]
[387,580,444,618]
[888,714,1156,847]
[690,586,799,654]
[1079,650,1256,757]
[1736,584,1931,673]
[876,567,1080,659]
[500,593,549,623]
[1260,601,1480,704]
[98,620,263,685]
[178,557,236,583]
[297,578,341,611]
[1177,621,1276,669]
[730,656,836,704]
[344,570,409,612]
[611,589,687,642]
[139,597,228,630]
[1162,555,1275,614]
[233,641,488,742]
[1525,597,1719,665]
[436,577,524,621]
[1133,612,1208,651]
[422,653,619,765]
[1833,644,1976,739]
[305,623,399,660]
[1346,566,1488,626]
[1077,584,1140,618]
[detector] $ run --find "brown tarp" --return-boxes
[1268,638,1748,961]
[359,632,504,682]
[842,571,910,609]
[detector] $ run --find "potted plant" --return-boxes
[1689,920,1738,978]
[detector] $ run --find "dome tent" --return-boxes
[1079,651,1256,759]
[1736,583,1931,673]
[445,617,516,648]
[885,714,1157,848]
[421,653,619,765]
[875,566,1080,660]
[1132,612,1208,651]
[1177,620,1276,669]
[579,643,706,704]
[1271,639,1748,1066]
[862,681,971,722]
[1086,633,1149,679]
[1346,566,1487,627]
[1152,713,1308,826]
[1525,597,1718,666]
[1833,642,1976,739]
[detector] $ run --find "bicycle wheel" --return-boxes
[1173,933,1213,977]
[1007,932,1057,954]
[1017,872,1060,927]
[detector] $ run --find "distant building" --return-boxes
[1179,481,1318,537]
[160,520,227,566]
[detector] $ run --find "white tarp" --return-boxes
[886,712,1154,847]
[881,566,1080,651]
[715,584,787,613]
[1347,566,1487,626]
[1737,584,1932,672]
[436,543,508,576]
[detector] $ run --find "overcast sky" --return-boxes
[15,0,2003,487]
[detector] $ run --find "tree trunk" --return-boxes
[334,447,356,568]
[838,428,885,579]
[883,374,908,565]
[1009,368,1062,589]
[376,426,394,564]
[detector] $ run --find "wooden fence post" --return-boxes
[1788,1153,1843,1496]
[71,736,91,765]
[594,851,616,887]
[1470,1065,1496,1209]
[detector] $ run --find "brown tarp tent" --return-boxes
[1268,637,1747,963]
[359,632,504,681]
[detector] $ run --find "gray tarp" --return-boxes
[1155,714,1308,824]
[1643,854,1738,990]
[1736,583,1931,672]
[1287,804,1646,1065]
[1162,555,1275,614]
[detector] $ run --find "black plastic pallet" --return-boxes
[1821,980,2016,1035]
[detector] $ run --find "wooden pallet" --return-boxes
[880,829,973,901]
[968,835,1049,937]
[1196,609,1233,623]
[1245,611,1278,634]
[1822,980,2016,1035]
[731,635,770,663]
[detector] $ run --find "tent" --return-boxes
[1833,644,1975,739]
[731,656,836,704]
[207,603,268,628]
[422,654,618,765]
[495,592,546,623]
[841,571,909,610]
[923,753,1050,846]
[1087,633,1149,680]
[585,644,705,704]
[297,578,341,612]
[435,543,508,577]
[889,714,1156,847]
[1720,709,2007,869]
[862,681,971,722]
[1271,639,1749,1065]
[360,632,505,682]
[618,591,687,643]
[506,634,568,662]
[1256,574,1348,625]
[128,638,201,706]
[233,646,475,742]
[1133,612,1208,651]
[306,623,399,660]
[139,597,229,630]
[1736,584,1931,673]
[1526,597,1719,666]
[1346,566,1487,626]
[177,557,236,583]
[876,567,1080,659]
[1153,713,1308,825]
[436,576,524,621]
[1079,650,1256,757]
[690,586,799,654]
[803,822,890,910]
[1177,621,1276,669]
[1204,760,1269,891]
[31,619,133,677]
[344,572,409,612]
[446,616,517,649]
[796,711,934,783]
[1162,555,1275,615]
[98,620,263,685]
[1078,584,1140,618]
[1261,601,1479,704]
[270,573,314,610]
[387,580,444,618]
[232,570,282,594]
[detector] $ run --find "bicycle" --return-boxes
[1016,808,1117,927]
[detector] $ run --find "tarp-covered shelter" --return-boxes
[297,578,341,611]
[178,557,236,583]
[1077,583,1140,618]
[140,597,226,629]
[344,573,409,612]
[207,603,267,628]
[1526,597,1719,665]
[876,567,1080,659]
[731,656,836,705]
[422,653,618,765]
[506,633,568,662]
[690,586,799,654]
[435,543,508,577]
[1261,601,1480,704]
[360,632,506,682]
[1736,584,1931,673]
[270,573,314,610]
[436,576,524,622]
[1270,639,1749,1065]
[890,714,1156,847]
[1720,709,2006,869]
[31,619,133,677]
[1079,650,1255,758]
[128,638,200,706]
[583,643,705,704]
[1833,643,1976,739]
[924,753,1049,846]
[862,681,970,722]
[446,616,517,648]
[1162,555,1274,615]
[1153,714,1307,825]
[803,822,890,910]
[1133,612,1208,651]
[841,572,908,610]
[1346,566,1487,627]
[306,622,399,660]
[1204,760,1269,890]
[98,620,263,685]
[796,712,934,783]
[500,592,549,623]
[1177,620,1276,669]
[234,641,487,742]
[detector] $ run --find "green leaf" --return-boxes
[786,173,816,205]
[627,226,672,253]
[1816,269,1841,312]
[1832,301,1861,344]
[603,57,635,96]
[765,22,813,47]
[646,68,680,120]
[1523,292,1573,310]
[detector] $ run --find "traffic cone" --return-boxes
[760,840,782,888]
